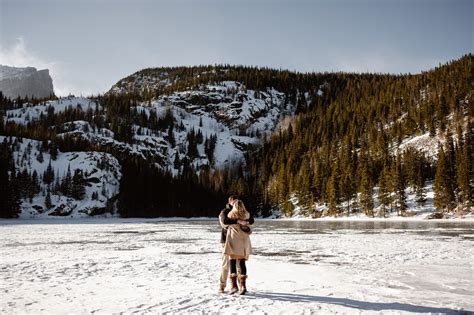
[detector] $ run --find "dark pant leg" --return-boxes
[239,259,247,275]
[230,259,237,274]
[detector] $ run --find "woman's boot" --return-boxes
[238,275,247,295]
[229,273,239,295]
[218,284,225,293]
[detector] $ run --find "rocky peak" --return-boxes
[0,65,54,99]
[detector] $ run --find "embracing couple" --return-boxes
[218,196,254,295]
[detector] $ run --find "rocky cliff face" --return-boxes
[0,65,54,99]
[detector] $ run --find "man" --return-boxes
[218,196,254,293]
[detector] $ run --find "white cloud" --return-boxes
[0,37,81,96]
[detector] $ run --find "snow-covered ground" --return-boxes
[1,219,472,314]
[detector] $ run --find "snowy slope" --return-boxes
[5,96,98,125]
[50,81,292,172]
[133,81,291,169]
[1,136,121,217]
[397,132,442,160]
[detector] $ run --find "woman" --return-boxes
[223,199,253,295]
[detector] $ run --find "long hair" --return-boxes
[228,199,249,220]
[228,195,238,204]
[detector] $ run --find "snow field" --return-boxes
[0,219,472,314]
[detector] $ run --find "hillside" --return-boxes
[0,55,472,218]
[0,135,121,217]
[4,82,291,170]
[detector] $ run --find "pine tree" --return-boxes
[414,160,426,207]
[53,170,61,193]
[204,134,217,165]
[32,170,39,194]
[359,156,374,217]
[408,151,427,207]
[282,200,294,217]
[71,169,86,200]
[446,131,457,188]
[392,154,407,216]
[378,164,390,217]
[276,162,289,204]
[43,159,54,185]
[173,152,181,170]
[61,164,72,196]
[456,131,472,208]
[312,160,325,203]
[187,129,199,159]
[434,146,456,212]
[36,150,44,163]
[45,189,53,209]
[340,144,355,216]
[340,167,354,215]
[0,143,21,218]
[49,143,58,160]
[167,125,175,147]
[196,129,204,144]
[326,173,339,216]
[296,159,312,212]
[326,159,340,216]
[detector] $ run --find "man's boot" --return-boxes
[238,274,247,295]
[229,273,239,295]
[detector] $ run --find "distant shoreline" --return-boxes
[1,215,473,224]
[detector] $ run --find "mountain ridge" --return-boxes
[0,54,471,218]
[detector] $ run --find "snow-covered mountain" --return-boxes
[1,57,470,219]
[128,81,292,170]
[6,81,293,172]
[2,81,295,216]
[0,65,54,99]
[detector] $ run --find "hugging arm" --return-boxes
[218,211,227,229]
[248,215,255,225]
[223,213,239,225]
[238,214,254,226]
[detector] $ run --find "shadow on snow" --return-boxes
[246,291,470,314]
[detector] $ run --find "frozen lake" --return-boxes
[1,219,473,314]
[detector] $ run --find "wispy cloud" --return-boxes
[0,37,49,67]
[0,37,80,96]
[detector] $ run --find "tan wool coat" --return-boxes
[223,210,253,260]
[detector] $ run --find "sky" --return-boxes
[0,0,472,96]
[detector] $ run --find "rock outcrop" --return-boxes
[0,65,54,99]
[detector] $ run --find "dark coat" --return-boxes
[219,204,254,244]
